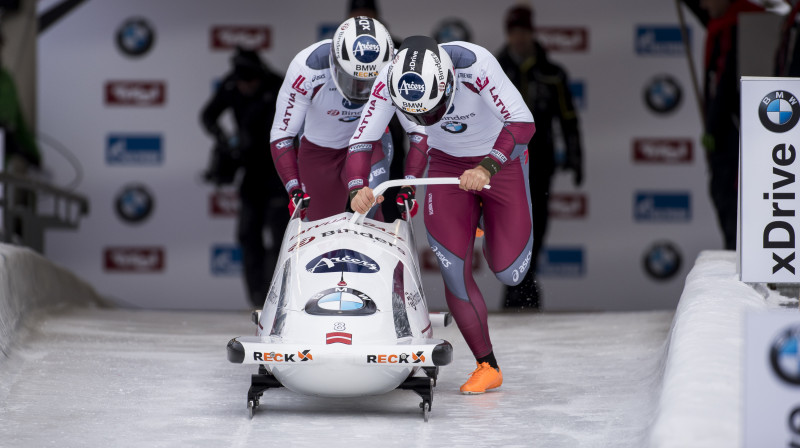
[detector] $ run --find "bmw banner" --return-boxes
[740,77,800,282]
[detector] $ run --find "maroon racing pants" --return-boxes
[298,134,391,221]
[423,147,533,358]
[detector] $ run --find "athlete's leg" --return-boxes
[297,138,348,221]
[424,150,493,358]
[481,145,534,286]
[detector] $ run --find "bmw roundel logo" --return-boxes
[759,90,800,133]
[116,17,155,57]
[644,75,682,114]
[770,325,800,385]
[643,240,682,280]
[398,72,426,102]
[305,287,377,316]
[441,121,467,133]
[352,35,381,63]
[115,184,154,224]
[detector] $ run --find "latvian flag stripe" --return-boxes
[326,332,352,345]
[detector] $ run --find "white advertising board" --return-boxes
[744,311,800,447]
[740,77,800,283]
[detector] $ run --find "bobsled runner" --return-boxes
[227,178,463,421]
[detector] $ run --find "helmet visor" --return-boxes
[331,55,374,104]
[399,97,450,126]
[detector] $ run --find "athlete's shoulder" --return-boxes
[290,39,332,71]
[440,41,496,70]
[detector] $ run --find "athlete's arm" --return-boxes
[345,72,398,195]
[269,51,316,193]
[475,52,536,178]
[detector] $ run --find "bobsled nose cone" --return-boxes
[227,338,245,363]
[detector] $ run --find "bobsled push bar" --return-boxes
[348,177,489,225]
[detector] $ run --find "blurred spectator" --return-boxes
[775,0,800,76]
[681,0,764,250]
[200,47,287,308]
[496,4,584,309]
[0,29,40,174]
[347,0,408,222]
[348,0,380,20]
[433,18,473,44]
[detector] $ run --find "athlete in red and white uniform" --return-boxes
[269,17,424,221]
[347,37,535,394]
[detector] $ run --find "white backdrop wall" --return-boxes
[38,0,725,311]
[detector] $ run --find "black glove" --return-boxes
[395,186,418,220]
[288,188,310,218]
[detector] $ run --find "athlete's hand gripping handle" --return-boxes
[288,188,310,219]
[395,186,418,220]
[349,178,489,225]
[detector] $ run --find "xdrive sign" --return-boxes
[740,78,800,282]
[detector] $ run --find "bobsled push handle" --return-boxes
[349,177,489,225]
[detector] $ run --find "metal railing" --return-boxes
[0,171,89,253]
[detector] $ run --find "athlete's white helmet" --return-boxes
[388,36,455,126]
[329,16,394,104]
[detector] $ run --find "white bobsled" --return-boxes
[227,178,460,421]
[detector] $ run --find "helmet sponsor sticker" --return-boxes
[398,73,426,101]
[352,35,381,63]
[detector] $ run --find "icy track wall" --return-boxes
[0,243,103,359]
[647,251,783,448]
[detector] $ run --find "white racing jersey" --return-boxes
[270,40,361,148]
[350,41,534,158]
[270,40,421,149]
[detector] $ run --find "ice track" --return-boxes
[0,307,673,448]
[0,249,789,448]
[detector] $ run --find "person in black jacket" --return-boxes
[200,47,288,308]
[496,5,584,309]
[680,0,763,251]
[775,1,800,76]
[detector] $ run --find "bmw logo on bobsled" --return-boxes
[227,179,456,421]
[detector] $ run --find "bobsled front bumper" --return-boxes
[227,336,453,367]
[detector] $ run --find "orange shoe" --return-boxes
[460,362,503,394]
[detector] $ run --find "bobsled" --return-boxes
[227,178,462,421]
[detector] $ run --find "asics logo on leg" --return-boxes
[431,245,452,268]
[512,250,532,283]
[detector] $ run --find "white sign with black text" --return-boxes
[740,77,800,282]
[744,311,800,447]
